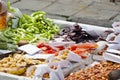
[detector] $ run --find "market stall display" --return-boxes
[0,1,120,80]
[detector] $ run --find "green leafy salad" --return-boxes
[0,2,60,51]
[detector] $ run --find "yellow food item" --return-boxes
[60,50,69,60]
[26,66,36,78]
[0,67,26,75]
[0,52,45,76]
[7,67,26,75]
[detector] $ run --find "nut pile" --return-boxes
[65,61,120,80]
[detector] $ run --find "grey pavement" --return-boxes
[4,0,120,27]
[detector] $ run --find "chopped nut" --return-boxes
[65,61,120,80]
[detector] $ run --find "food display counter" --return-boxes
[0,1,120,80]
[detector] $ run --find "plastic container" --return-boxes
[0,0,7,30]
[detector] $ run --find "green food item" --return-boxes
[0,43,8,50]
[3,11,60,44]
[7,1,16,13]
[0,42,17,51]
[0,32,17,51]
[0,2,60,51]
[7,1,22,28]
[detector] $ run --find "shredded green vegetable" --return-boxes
[0,2,60,50]
[7,1,16,13]
[4,11,60,44]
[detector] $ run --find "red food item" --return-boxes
[68,43,98,50]
[55,45,65,50]
[68,43,98,59]
[68,45,77,51]
[73,48,88,59]
[73,48,86,53]
[77,43,98,49]
[37,42,58,56]
[45,50,58,56]
[37,42,51,50]
[37,42,45,48]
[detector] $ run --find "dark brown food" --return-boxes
[65,61,120,80]
[58,23,98,43]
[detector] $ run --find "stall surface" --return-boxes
[4,0,120,27]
